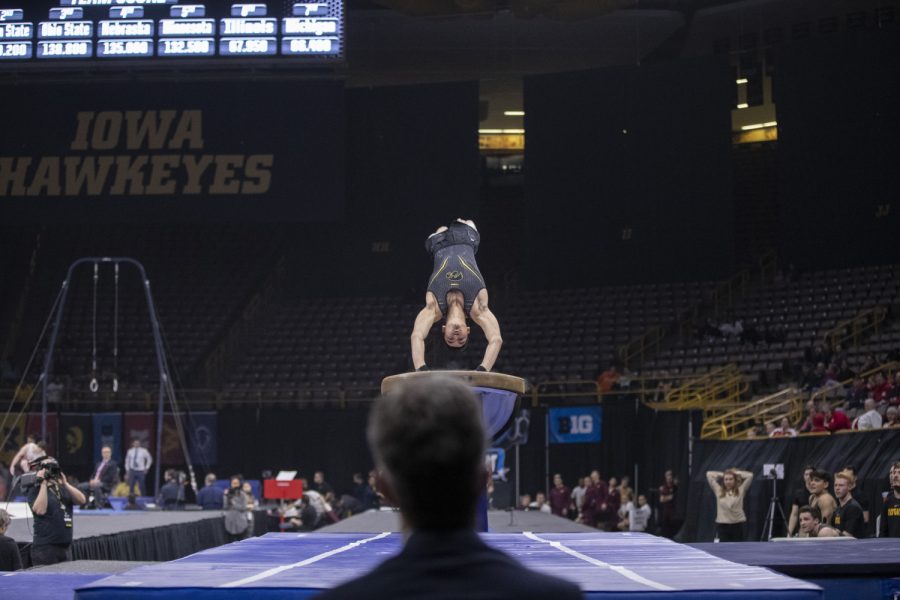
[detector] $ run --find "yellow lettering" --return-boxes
[181,154,213,194]
[209,154,243,194]
[145,155,179,194]
[109,155,148,195]
[64,156,114,196]
[169,110,203,150]
[126,110,177,150]
[0,157,32,196]
[26,156,61,196]
[241,154,273,194]
[70,111,95,150]
[92,111,122,150]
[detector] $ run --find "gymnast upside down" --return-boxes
[410,219,502,372]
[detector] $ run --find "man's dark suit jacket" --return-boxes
[315,529,582,600]
[92,461,119,490]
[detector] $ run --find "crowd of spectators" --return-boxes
[514,470,675,537]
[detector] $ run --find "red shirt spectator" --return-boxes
[825,408,851,432]
[810,414,828,433]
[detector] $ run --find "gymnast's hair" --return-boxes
[368,375,486,531]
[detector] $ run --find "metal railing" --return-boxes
[699,387,804,440]
[823,306,888,352]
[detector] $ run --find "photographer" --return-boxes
[223,475,251,542]
[27,458,86,566]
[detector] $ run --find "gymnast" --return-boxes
[410,219,502,372]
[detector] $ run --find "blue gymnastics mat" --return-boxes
[75,532,822,599]
[1,572,106,600]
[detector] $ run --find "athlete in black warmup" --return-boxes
[411,219,502,372]
[880,461,900,538]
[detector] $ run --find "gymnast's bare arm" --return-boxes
[411,292,442,370]
[470,289,502,372]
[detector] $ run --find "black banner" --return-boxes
[0,78,345,223]
[58,412,93,468]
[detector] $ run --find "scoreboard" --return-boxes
[0,1,344,63]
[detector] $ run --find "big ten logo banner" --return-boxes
[548,406,602,444]
[0,79,345,221]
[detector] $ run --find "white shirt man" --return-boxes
[854,399,883,430]
[125,440,153,497]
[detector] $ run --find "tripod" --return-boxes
[760,474,787,541]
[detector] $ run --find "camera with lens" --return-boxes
[19,457,61,490]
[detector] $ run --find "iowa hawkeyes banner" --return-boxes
[59,413,93,468]
[0,79,344,223]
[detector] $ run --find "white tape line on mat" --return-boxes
[220,532,393,588]
[522,532,674,591]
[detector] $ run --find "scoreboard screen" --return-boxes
[0,1,343,64]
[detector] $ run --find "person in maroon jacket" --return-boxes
[824,405,851,432]
[581,470,608,528]
[548,473,572,518]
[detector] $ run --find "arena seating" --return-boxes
[646,263,900,384]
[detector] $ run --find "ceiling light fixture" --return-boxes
[736,103,749,109]
[504,110,525,116]
[736,78,748,84]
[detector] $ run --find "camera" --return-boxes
[19,458,61,490]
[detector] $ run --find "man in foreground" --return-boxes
[411,219,502,372]
[317,375,581,599]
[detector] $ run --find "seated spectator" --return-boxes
[317,374,581,600]
[797,505,839,538]
[629,494,652,532]
[845,378,869,416]
[807,470,836,523]
[797,401,823,433]
[831,470,866,538]
[824,405,851,432]
[156,469,184,510]
[884,406,899,428]
[596,366,619,395]
[197,473,224,510]
[868,373,893,403]
[284,495,318,532]
[518,494,533,510]
[529,492,551,514]
[123,493,144,511]
[853,398,883,430]
[809,413,828,433]
[769,417,798,438]
[802,363,827,391]
[0,508,22,571]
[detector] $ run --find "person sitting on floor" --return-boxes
[797,505,838,538]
